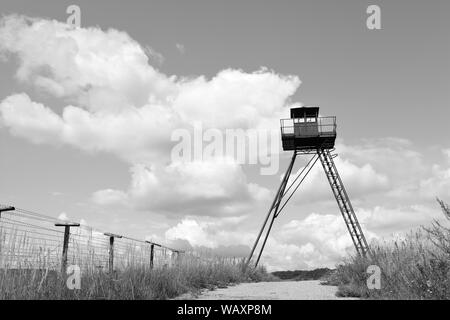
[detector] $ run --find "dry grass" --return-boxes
[0,227,272,299]
[325,200,450,300]
[0,255,272,300]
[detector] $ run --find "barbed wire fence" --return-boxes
[0,204,244,273]
[0,204,187,272]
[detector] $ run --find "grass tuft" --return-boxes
[327,221,450,299]
[0,255,272,299]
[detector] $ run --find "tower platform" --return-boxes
[280,107,337,151]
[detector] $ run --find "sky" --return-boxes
[0,0,449,271]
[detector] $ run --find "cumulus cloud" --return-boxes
[336,139,450,203]
[165,215,253,244]
[0,93,64,144]
[359,204,442,235]
[166,219,217,247]
[172,68,299,129]
[94,160,270,217]
[290,156,390,205]
[0,14,175,105]
[0,14,299,217]
[161,200,444,270]
[163,212,363,270]
[337,138,426,192]
[418,164,450,199]
[0,92,179,164]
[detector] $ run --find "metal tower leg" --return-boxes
[317,149,370,257]
[254,165,293,267]
[245,151,297,269]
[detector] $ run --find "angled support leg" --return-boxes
[245,151,297,269]
[254,153,319,267]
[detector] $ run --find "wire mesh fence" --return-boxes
[0,204,181,272]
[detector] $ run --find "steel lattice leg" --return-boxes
[317,149,370,257]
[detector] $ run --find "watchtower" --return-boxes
[281,106,336,151]
[246,106,370,268]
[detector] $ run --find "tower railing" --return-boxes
[280,116,336,137]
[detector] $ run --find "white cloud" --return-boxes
[172,68,300,129]
[418,164,450,199]
[166,219,216,247]
[337,138,426,191]
[161,201,443,271]
[0,14,298,218]
[94,160,270,217]
[165,215,256,248]
[359,204,442,235]
[336,139,450,203]
[0,94,64,145]
[0,15,175,106]
[92,189,129,206]
[291,156,390,204]
[163,213,363,270]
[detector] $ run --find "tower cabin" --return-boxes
[281,106,336,151]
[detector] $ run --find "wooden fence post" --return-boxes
[176,250,184,265]
[104,233,122,274]
[170,250,176,267]
[170,250,184,266]
[150,244,154,269]
[55,222,80,274]
[145,241,155,269]
[0,206,15,217]
[146,241,162,269]
[0,206,15,263]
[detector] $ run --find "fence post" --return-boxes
[170,250,176,267]
[176,250,184,265]
[104,233,122,274]
[170,250,184,266]
[146,241,159,269]
[55,222,80,274]
[150,244,154,269]
[0,206,15,264]
[0,206,15,219]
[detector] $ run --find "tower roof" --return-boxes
[290,107,319,119]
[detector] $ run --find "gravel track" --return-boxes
[193,280,356,300]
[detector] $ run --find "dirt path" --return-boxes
[193,280,355,300]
